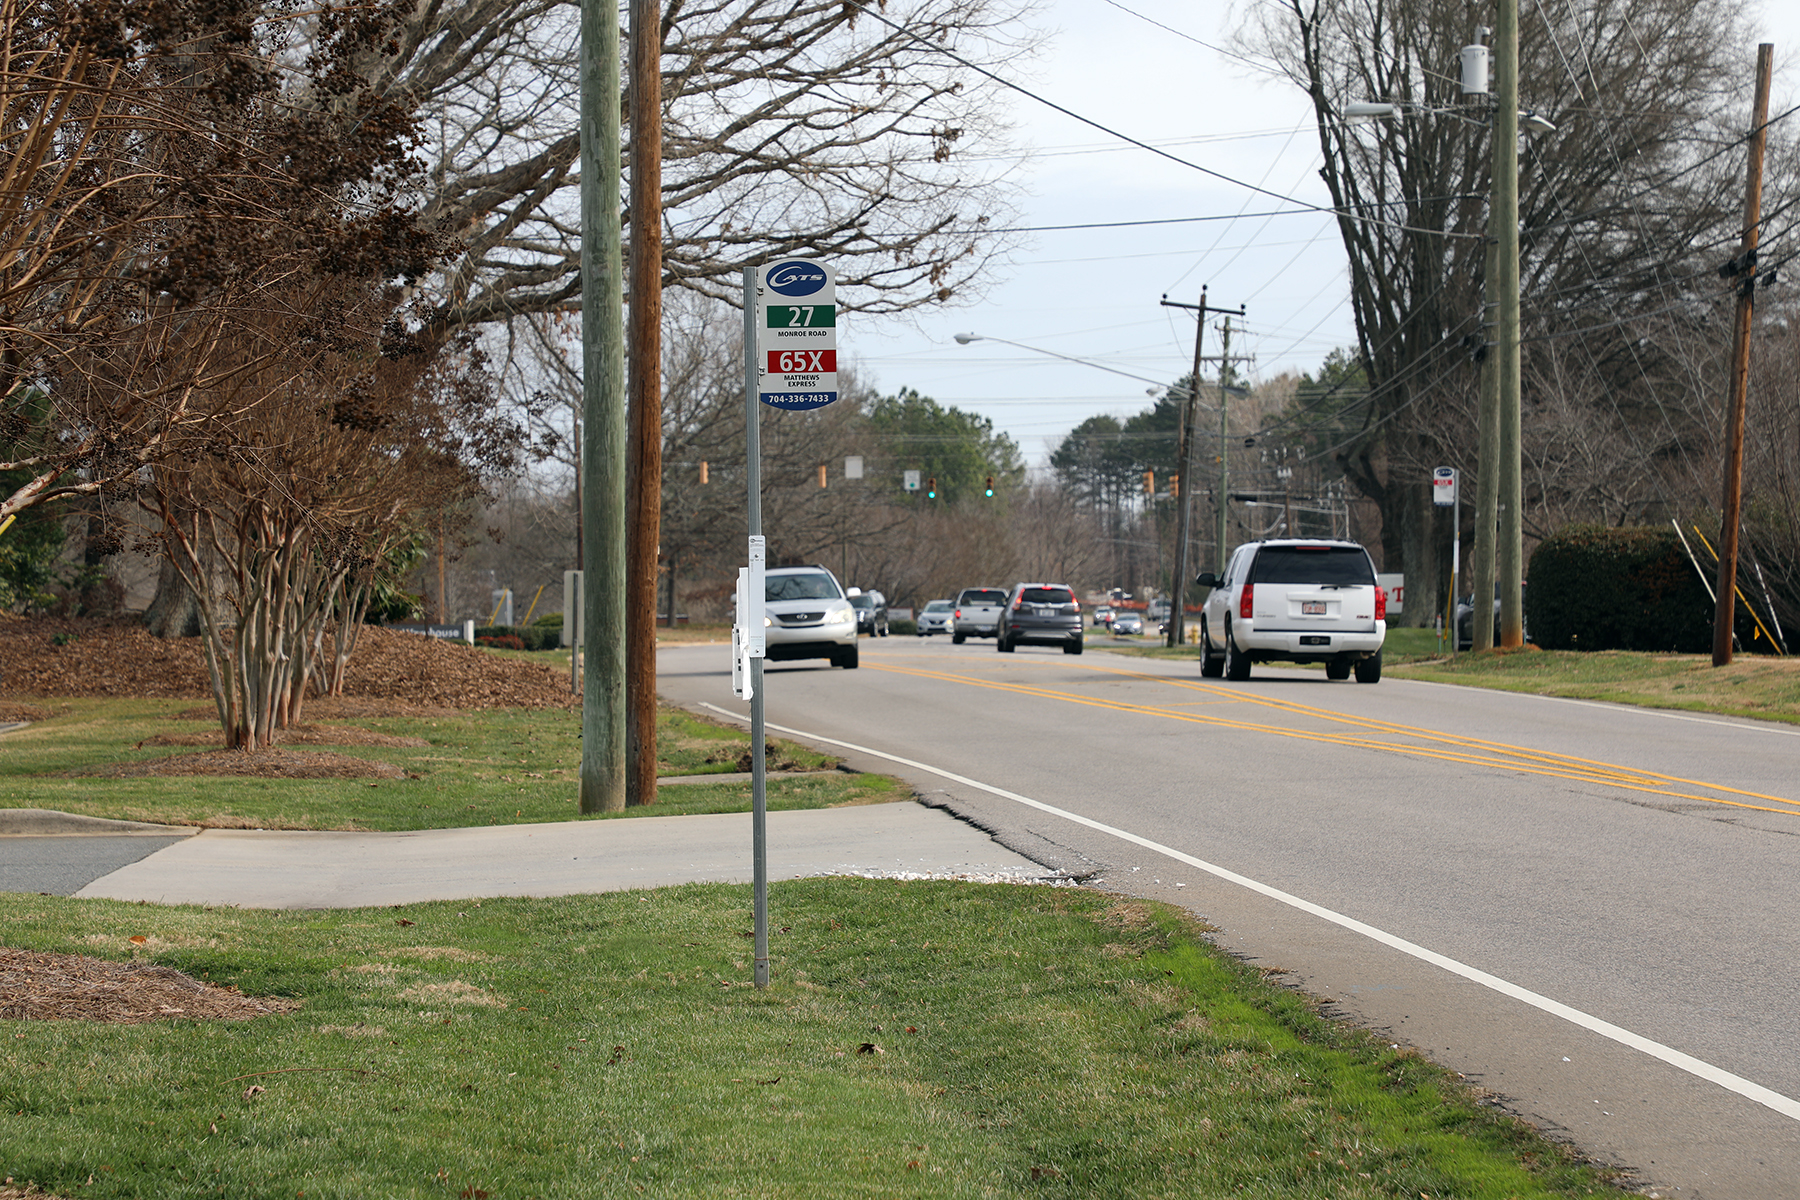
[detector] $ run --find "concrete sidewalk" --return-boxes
[2,803,1060,909]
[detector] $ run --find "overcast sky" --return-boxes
[846,0,1800,471]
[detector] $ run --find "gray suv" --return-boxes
[1195,539,1386,682]
[996,583,1084,655]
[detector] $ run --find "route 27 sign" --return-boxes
[758,260,838,410]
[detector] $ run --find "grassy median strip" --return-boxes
[0,882,1611,1199]
[0,701,885,832]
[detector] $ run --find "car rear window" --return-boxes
[1018,587,1074,605]
[960,589,1008,605]
[766,572,841,601]
[1250,546,1375,586]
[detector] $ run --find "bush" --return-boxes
[888,619,917,636]
[473,624,559,651]
[1526,525,1717,652]
[532,612,564,629]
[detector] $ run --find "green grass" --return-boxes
[0,883,1612,1199]
[1385,646,1800,725]
[0,701,887,832]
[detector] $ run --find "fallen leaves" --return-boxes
[0,616,578,711]
[0,948,300,1024]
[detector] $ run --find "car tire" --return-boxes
[1353,648,1381,683]
[836,643,860,669]
[1325,659,1351,680]
[1224,627,1251,681]
[1064,639,1083,656]
[998,633,1015,653]
[952,633,965,645]
[1199,621,1224,678]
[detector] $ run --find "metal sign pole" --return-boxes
[742,266,770,989]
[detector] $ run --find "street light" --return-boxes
[952,332,1170,387]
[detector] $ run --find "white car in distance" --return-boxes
[916,599,955,636]
[762,565,859,668]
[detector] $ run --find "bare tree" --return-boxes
[352,0,1033,332]
[1237,0,1755,618]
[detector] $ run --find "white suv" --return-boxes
[763,565,860,669]
[1195,539,1387,683]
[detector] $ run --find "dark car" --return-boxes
[996,583,1084,655]
[848,589,889,637]
[1455,583,1525,650]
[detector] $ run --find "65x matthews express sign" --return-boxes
[758,260,838,411]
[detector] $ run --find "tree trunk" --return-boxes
[142,556,201,638]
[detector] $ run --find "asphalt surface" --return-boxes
[0,791,1060,909]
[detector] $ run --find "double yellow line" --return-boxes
[869,658,1800,819]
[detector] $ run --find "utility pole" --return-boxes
[1216,316,1238,573]
[1495,0,1524,648]
[625,0,663,804]
[578,0,626,813]
[1472,115,1500,652]
[1160,289,1243,647]
[1714,44,1775,666]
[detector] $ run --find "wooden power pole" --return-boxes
[626,0,663,802]
[1713,44,1774,667]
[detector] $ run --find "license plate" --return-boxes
[1302,600,1326,615]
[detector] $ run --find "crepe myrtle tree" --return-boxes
[140,304,529,750]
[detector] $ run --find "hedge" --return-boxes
[1525,525,1714,652]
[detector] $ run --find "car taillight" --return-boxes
[1375,586,1387,621]
[1239,583,1254,620]
[1070,598,1080,611]
[954,608,962,619]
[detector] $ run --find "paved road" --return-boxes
[659,637,1800,1200]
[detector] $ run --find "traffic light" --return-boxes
[1169,473,1179,498]
[699,460,709,485]
[1143,470,1155,495]
[817,463,828,488]
[984,476,995,498]
[926,477,937,499]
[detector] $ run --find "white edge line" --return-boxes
[700,701,1800,1124]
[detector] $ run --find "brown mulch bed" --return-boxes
[70,747,408,780]
[0,615,578,710]
[0,947,301,1024]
